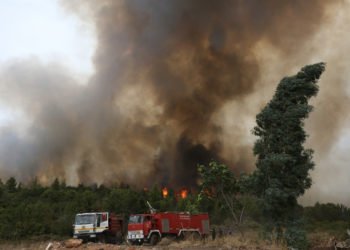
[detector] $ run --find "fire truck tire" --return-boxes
[115,234,123,245]
[130,240,143,245]
[150,234,159,246]
[192,231,201,241]
[179,231,191,240]
[178,232,185,241]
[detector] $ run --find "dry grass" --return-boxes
[307,232,336,249]
[0,231,337,250]
[168,231,284,250]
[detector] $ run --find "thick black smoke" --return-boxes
[0,1,342,189]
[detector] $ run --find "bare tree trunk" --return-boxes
[220,188,244,237]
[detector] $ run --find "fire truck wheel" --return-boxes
[177,232,185,241]
[192,231,201,241]
[115,234,123,245]
[150,234,159,246]
[131,240,143,245]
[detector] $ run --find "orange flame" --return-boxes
[162,187,168,198]
[181,189,188,199]
[143,187,148,191]
[204,188,216,198]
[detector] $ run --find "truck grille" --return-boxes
[127,230,144,239]
[78,230,89,234]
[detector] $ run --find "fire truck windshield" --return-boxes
[129,215,143,224]
[75,214,95,225]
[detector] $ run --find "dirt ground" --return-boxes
[0,237,282,250]
[0,242,280,250]
[0,232,338,250]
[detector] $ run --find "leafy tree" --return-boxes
[252,62,326,248]
[198,161,246,234]
[103,187,145,216]
[146,184,163,209]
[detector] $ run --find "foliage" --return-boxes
[304,202,350,223]
[0,177,203,239]
[0,176,349,243]
[252,62,326,248]
[198,161,250,233]
[284,220,309,249]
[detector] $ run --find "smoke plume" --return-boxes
[0,0,349,202]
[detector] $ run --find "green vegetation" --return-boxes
[0,176,349,244]
[252,63,326,249]
[0,177,208,240]
[198,161,251,234]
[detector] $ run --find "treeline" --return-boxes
[0,176,349,240]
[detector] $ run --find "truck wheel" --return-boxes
[192,231,201,241]
[150,234,159,246]
[115,234,123,245]
[131,240,143,245]
[177,232,185,241]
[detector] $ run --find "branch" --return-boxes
[220,188,239,224]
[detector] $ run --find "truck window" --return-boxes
[102,214,107,221]
[75,214,96,225]
[129,215,144,224]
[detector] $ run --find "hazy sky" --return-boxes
[0,0,95,126]
[0,0,95,76]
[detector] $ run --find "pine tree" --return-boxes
[252,63,326,248]
[5,177,17,193]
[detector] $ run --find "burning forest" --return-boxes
[0,0,350,206]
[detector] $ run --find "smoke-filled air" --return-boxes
[0,0,350,205]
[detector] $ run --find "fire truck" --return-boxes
[73,211,124,244]
[127,202,210,245]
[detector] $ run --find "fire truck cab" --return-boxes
[127,212,210,245]
[73,212,124,244]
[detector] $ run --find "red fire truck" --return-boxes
[127,204,210,245]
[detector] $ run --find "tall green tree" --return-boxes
[252,62,326,248]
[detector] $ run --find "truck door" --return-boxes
[144,216,152,236]
[100,213,108,229]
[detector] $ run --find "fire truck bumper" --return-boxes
[127,234,144,239]
[73,233,96,239]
